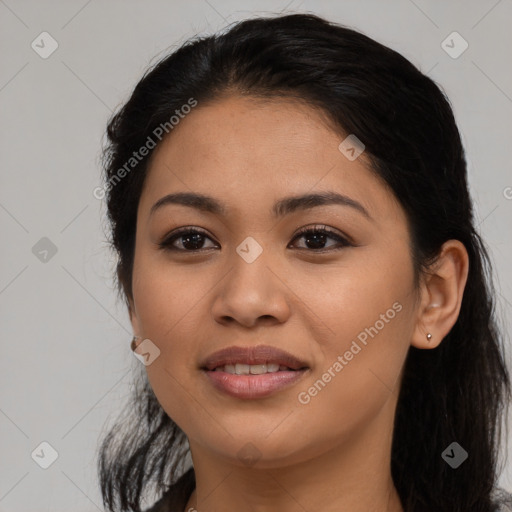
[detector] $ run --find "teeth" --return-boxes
[214,363,288,374]
[249,364,267,375]
[235,363,250,375]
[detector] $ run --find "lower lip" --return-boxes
[203,369,308,399]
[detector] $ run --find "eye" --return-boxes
[288,225,352,252]
[158,227,218,252]
[158,224,352,253]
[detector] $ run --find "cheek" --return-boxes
[131,260,211,433]
[296,242,415,343]
[130,252,212,413]
[132,249,207,342]
[294,244,415,412]
[293,308,412,451]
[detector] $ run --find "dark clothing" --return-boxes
[144,468,195,512]
[144,469,512,512]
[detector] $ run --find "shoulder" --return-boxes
[143,477,512,512]
[143,480,512,512]
[492,487,512,512]
[143,467,195,512]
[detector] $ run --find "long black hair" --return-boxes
[97,13,511,512]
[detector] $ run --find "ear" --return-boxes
[411,240,469,350]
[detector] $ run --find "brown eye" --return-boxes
[289,225,352,252]
[159,228,218,252]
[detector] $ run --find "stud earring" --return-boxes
[426,333,432,341]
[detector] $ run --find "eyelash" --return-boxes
[158,224,353,254]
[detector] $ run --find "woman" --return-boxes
[97,13,512,512]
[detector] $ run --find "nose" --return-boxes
[211,248,291,328]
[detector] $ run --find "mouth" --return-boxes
[211,363,304,374]
[200,345,309,399]
[201,344,308,371]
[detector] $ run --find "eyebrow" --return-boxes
[150,191,371,220]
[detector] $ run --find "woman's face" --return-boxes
[129,95,420,467]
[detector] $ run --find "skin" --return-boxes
[129,95,469,512]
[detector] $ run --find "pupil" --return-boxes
[183,233,204,250]
[305,233,326,249]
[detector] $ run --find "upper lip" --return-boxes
[201,345,309,371]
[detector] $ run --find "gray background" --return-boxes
[1,0,511,510]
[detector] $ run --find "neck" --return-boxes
[184,398,403,512]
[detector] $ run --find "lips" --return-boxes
[200,345,310,399]
[200,345,309,371]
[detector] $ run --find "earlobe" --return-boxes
[411,240,469,350]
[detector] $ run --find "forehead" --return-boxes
[139,95,400,223]
[152,95,342,164]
